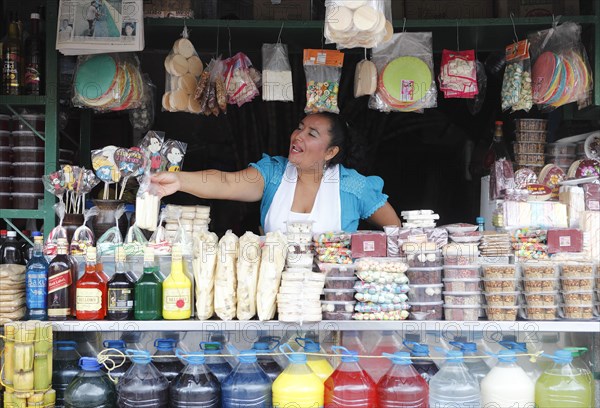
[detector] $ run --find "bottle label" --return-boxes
[48,269,72,293]
[163,288,191,312]
[76,288,103,311]
[47,308,70,317]
[26,271,47,309]
[108,288,133,311]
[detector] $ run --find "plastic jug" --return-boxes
[169,349,221,408]
[295,337,334,382]
[251,337,283,382]
[480,350,534,407]
[200,341,232,383]
[449,341,490,383]
[403,340,439,383]
[498,340,542,381]
[64,357,117,408]
[273,344,324,408]
[221,348,272,408]
[362,330,402,383]
[341,330,368,355]
[101,340,132,382]
[428,350,480,408]
[152,338,185,382]
[535,349,593,407]
[377,352,429,408]
[324,346,376,408]
[52,341,81,408]
[116,349,169,408]
[564,347,595,404]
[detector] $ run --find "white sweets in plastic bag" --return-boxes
[257,231,288,321]
[193,232,219,320]
[236,232,262,320]
[214,231,238,321]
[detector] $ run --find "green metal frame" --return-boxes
[0,0,59,240]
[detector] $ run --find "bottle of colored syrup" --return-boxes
[75,247,107,320]
[324,346,376,408]
[162,245,191,320]
[295,337,333,382]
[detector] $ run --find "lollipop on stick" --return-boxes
[92,146,121,200]
[42,169,66,204]
[114,148,145,200]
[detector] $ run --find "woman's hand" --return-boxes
[151,172,181,198]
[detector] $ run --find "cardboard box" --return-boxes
[547,228,584,253]
[143,0,194,18]
[351,231,387,258]
[404,0,493,19]
[495,0,580,18]
[253,0,311,20]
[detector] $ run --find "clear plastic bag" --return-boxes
[194,58,228,116]
[324,0,393,49]
[529,21,594,111]
[369,32,437,113]
[439,49,478,99]
[135,165,160,232]
[467,60,487,115]
[70,206,99,256]
[163,27,204,113]
[214,231,238,321]
[44,202,68,256]
[193,231,219,320]
[160,139,187,172]
[354,58,378,97]
[223,52,261,107]
[148,208,171,255]
[124,224,148,256]
[72,53,144,112]
[129,75,156,133]
[257,231,288,321]
[262,43,293,102]
[236,232,262,320]
[303,49,345,114]
[97,204,125,256]
[501,39,533,112]
[139,130,165,174]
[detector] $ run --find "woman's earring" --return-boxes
[323,162,328,172]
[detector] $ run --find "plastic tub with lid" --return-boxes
[520,305,560,320]
[318,263,357,277]
[408,284,443,303]
[12,146,44,162]
[546,143,576,156]
[11,114,45,131]
[443,278,481,292]
[0,192,11,208]
[443,264,480,279]
[408,301,443,320]
[0,114,10,131]
[0,162,12,177]
[12,177,44,194]
[12,192,43,209]
[0,177,11,192]
[11,131,44,147]
[406,267,442,285]
[323,288,356,302]
[485,305,519,321]
[0,147,11,161]
[0,130,9,147]
[12,162,44,177]
[443,304,481,321]
[324,277,357,289]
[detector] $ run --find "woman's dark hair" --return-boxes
[313,112,365,170]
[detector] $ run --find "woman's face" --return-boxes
[289,114,339,172]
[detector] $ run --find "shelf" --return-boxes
[0,209,48,220]
[0,95,47,106]
[50,319,600,333]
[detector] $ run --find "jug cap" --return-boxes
[32,231,42,237]
[295,337,321,353]
[383,352,412,365]
[499,340,527,352]
[564,347,588,358]
[253,336,280,352]
[488,350,518,363]
[55,341,78,351]
[79,357,102,372]
[542,349,573,364]
[403,340,430,356]
[238,350,258,364]
[103,340,126,351]
[126,349,152,365]
[280,344,307,364]
[200,341,223,354]
[176,348,205,365]
[154,338,177,351]
[450,341,477,353]
[443,349,464,363]
[332,346,359,363]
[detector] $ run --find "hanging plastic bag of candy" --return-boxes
[438,49,478,99]
[139,130,165,174]
[528,21,594,111]
[44,202,68,256]
[194,57,227,116]
[97,204,126,256]
[148,208,171,255]
[324,0,393,49]
[467,60,487,115]
[160,139,187,172]
[163,26,204,113]
[303,49,344,114]
[72,53,144,112]
[223,52,261,107]
[262,43,293,102]
[501,39,533,112]
[91,146,121,200]
[129,75,156,133]
[369,32,437,113]
[70,206,99,255]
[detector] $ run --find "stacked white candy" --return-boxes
[164,204,211,243]
[401,210,440,229]
[325,0,393,49]
[285,221,315,269]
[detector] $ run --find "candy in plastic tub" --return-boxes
[325,277,357,290]
[318,263,357,278]
[406,267,443,285]
[443,278,481,292]
[353,310,410,321]
[443,292,482,306]
[408,284,443,303]
[355,257,408,273]
[356,270,409,285]
[443,304,481,321]
[482,292,519,307]
[485,306,518,321]
[408,302,443,320]
[323,289,356,302]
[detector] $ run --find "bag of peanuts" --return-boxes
[501,39,533,112]
[163,27,204,113]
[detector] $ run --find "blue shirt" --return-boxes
[250,154,388,232]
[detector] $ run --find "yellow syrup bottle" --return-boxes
[162,245,192,320]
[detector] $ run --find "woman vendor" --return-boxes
[151,112,402,233]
